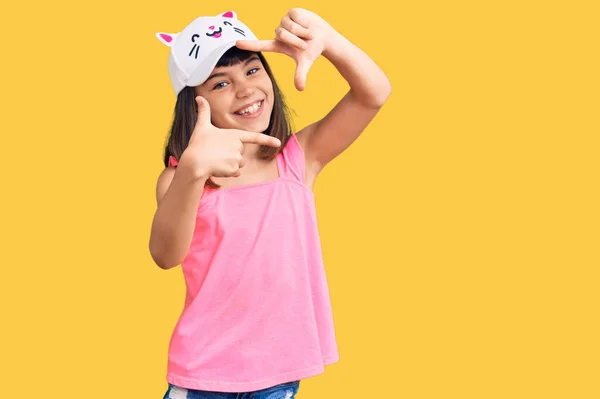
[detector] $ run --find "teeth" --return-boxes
[236,101,262,115]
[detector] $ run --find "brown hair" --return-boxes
[162,47,295,189]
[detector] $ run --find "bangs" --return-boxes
[216,46,256,68]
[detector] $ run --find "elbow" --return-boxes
[359,79,392,109]
[153,254,181,270]
[373,80,392,108]
[151,255,171,270]
[350,79,392,109]
[149,247,168,270]
[149,242,181,270]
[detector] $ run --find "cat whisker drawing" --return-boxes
[188,43,200,59]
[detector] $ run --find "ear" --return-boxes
[155,32,178,47]
[218,11,237,19]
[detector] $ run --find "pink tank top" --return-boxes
[164,133,339,392]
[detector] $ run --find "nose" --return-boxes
[235,83,255,99]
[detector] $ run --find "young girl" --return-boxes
[151,8,391,399]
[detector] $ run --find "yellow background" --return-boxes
[1,0,598,397]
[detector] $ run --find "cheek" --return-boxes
[262,85,275,106]
[212,109,232,127]
[202,96,232,126]
[198,99,222,122]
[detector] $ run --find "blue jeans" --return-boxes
[162,380,301,399]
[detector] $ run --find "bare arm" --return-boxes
[236,9,392,186]
[148,162,209,270]
[296,29,392,182]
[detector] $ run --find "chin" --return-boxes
[234,120,269,133]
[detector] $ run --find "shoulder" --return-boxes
[155,165,177,205]
[292,125,321,188]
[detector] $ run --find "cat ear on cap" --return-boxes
[218,10,237,19]
[155,32,178,47]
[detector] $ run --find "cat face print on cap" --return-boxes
[155,11,259,96]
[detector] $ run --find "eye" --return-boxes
[223,21,232,26]
[213,81,228,90]
[248,67,260,75]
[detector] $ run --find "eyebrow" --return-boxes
[205,56,260,83]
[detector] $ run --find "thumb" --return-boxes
[294,58,313,91]
[195,96,212,127]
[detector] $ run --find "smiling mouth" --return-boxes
[206,27,223,38]
[234,100,264,116]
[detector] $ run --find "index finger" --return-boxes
[239,131,282,147]
[236,39,282,53]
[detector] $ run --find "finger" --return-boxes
[275,26,307,51]
[294,58,314,91]
[239,132,282,147]
[281,15,313,40]
[288,8,311,29]
[195,96,211,127]
[239,157,246,168]
[235,39,282,53]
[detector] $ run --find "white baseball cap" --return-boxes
[155,11,259,96]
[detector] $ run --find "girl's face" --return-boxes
[194,54,274,133]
